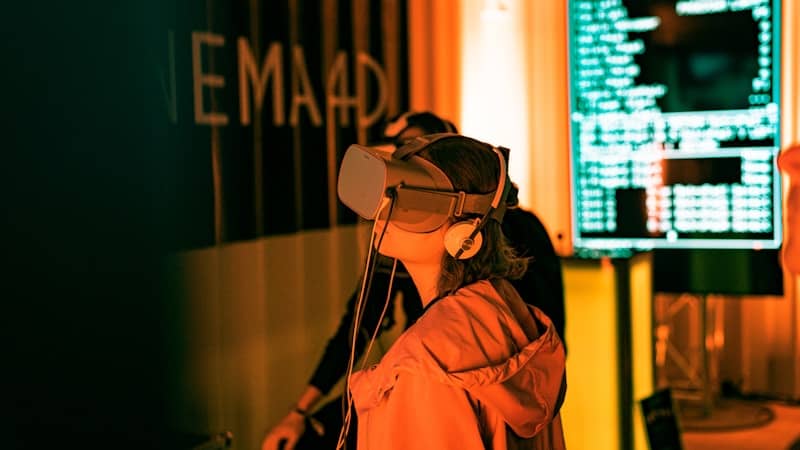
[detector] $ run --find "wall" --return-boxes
[559,258,621,449]
[407,0,461,122]
[559,254,653,450]
[166,226,364,450]
[525,0,573,257]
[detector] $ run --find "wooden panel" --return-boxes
[170,226,363,449]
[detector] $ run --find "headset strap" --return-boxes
[394,134,512,224]
[394,185,495,217]
[392,133,460,160]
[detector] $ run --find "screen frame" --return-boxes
[566,0,783,258]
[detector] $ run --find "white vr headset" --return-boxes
[337,133,509,233]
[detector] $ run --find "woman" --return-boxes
[342,134,566,450]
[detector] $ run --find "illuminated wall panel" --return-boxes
[560,259,620,450]
[461,0,532,207]
[169,227,363,450]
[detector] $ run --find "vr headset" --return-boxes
[337,133,509,233]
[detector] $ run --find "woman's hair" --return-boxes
[419,136,529,296]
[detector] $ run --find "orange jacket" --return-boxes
[349,279,567,450]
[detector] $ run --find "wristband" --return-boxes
[292,406,309,417]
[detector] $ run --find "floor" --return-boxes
[682,402,800,450]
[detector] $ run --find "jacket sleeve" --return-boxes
[357,371,486,450]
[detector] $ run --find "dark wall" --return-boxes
[162,0,409,249]
[4,1,408,448]
[653,249,784,296]
[6,2,176,448]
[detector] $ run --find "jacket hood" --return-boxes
[349,279,566,439]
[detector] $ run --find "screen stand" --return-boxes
[612,258,634,450]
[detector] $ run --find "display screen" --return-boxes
[567,0,782,258]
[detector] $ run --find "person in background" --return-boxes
[778,143,800,274]
[262,112,565,450]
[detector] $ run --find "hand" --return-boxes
[262,411,305,450]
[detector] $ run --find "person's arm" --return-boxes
[294,385,324,414]
[261,385,323,450]
[308,270,397,393]
[262,271,398,450]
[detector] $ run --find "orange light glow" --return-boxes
[460,0,531,207]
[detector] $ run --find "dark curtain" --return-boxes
[5,1,409,448]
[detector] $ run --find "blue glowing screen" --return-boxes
[567,0,782,257]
